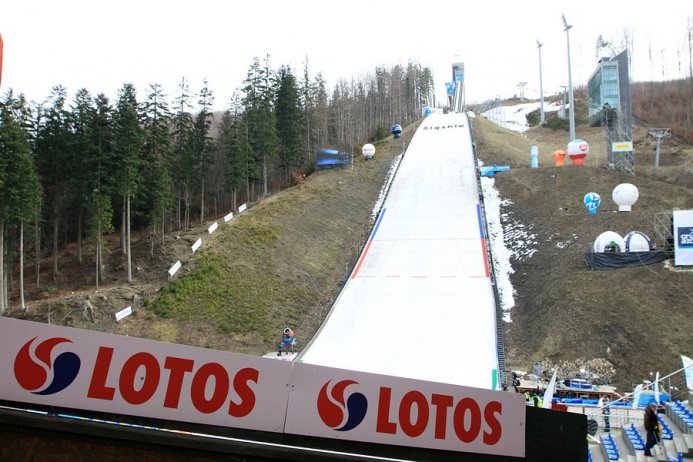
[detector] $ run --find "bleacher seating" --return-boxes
[623,423,645,451]
[601,432,620,461]
[668,401,693,432]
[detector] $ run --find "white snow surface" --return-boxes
[481,101,563,134]
[299,113,501,389]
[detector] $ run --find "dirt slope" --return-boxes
[473,115,693,390]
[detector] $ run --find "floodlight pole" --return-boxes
[537,40,545,124]
[563,14,576,141]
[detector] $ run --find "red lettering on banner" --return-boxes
[87,347,116,400]
[375,388,504,445]
[228,368,259,417]
[376,387,397,434]
[120,352,160,405]
[399,391,428,437]
[483,401,502,444]
[431,393,454,439]
[453,397,482,443]
[82,345,261,419]
[163,357,194,408]
[191,363,229,413]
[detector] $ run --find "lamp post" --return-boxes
[562,14,576,141]
[537,40,545,125]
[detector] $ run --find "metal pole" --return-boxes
[563,15,576,141]
[537,41,545,124]
[654,136,662,168]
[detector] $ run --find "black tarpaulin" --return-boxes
[585,248,669,271]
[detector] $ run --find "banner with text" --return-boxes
[0,317,292,433]
[673,210,693,266]
[284,362,525,457]
[0,318,526,457]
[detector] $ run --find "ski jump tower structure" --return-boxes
[451,62,465,113]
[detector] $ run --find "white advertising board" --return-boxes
[673,210,693,266]
[208,222,219,234]
[191,238,202,253]
[0,317,292,433]
[284,363,526,457]
[114,306,133,321]
[224,212,234,222]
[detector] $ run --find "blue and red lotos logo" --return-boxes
[317,380,368,431]
[14,337,81,395]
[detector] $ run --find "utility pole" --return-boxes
[562,14,576,141]
[537,40,545,124]
[649,128,671,168]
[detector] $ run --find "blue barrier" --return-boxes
[480,165,510,177]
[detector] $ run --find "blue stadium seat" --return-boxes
[601,433,620,461]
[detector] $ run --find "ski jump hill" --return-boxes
[0,112,587,462]
[299,112,502,390]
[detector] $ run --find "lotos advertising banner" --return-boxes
[0,318,526,457]
[284,363,526,457]
[0,317,293,433]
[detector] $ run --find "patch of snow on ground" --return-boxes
[371,153,403,221]
[481,101,563,134]
[480,176,516,322]
[503,219,538,261]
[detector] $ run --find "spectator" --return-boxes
[512,372,520,392]
[644,401,659,456]
[277,327,296,356]
[602,396,611,432]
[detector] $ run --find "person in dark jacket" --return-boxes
[644,401,659,456]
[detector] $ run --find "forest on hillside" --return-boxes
[0,57,434,314]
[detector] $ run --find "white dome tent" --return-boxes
[586,230,666,270]
[593,231,626,253]
[624,231,652,252]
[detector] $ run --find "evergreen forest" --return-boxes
[0,57,435,313]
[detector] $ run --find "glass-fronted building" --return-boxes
[587,50,632,129]
[588,58,619,125]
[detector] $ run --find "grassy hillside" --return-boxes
[17,124,419,357]
[473,114,693,390]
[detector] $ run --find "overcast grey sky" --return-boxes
[1,0,690,110]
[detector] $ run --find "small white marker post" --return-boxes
[168,260,182,277]
[115,306,133,321]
